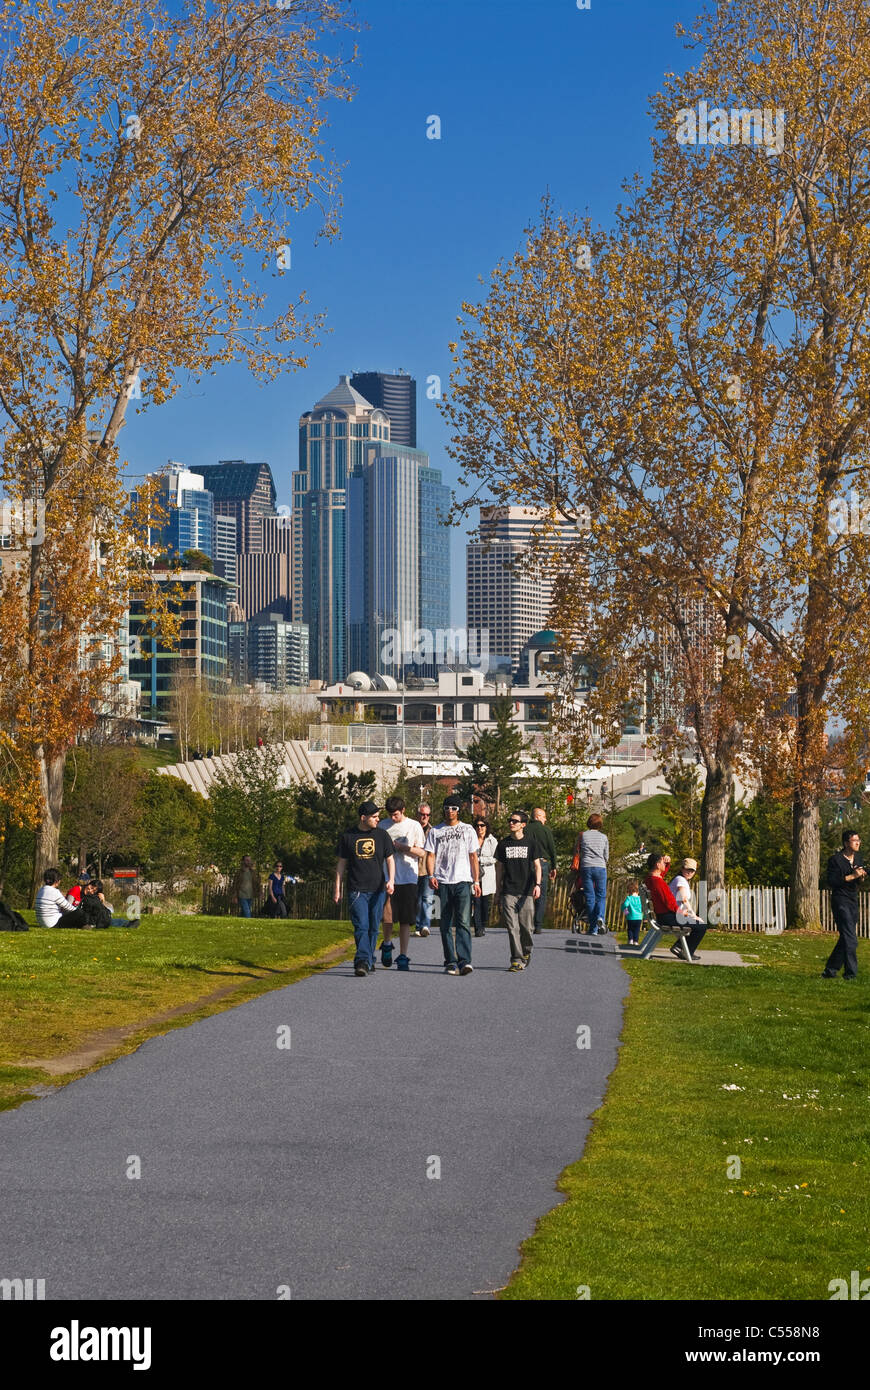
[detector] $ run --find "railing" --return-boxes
[307,723,650,763]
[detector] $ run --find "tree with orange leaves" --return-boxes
[445,0,870,926]
[0,0,354,893]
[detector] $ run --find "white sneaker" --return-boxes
[419,925,430,937]
[459,963,473,976]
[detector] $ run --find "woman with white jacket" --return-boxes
[473,817,498,936]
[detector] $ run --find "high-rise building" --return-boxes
[345,441,452,678]
[213,513,238,598]
[143,463,215,561]
[236,552,293,623]
[418,466,451,639]
[466,506,577,676]
[350,371,417,448]
[650,594,725,730]
[129,567,231,714]
[246,613,310,690]
[198,461,277,555]
[293,376,390,682]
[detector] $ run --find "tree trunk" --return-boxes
[788,793,821,929]
[701,762,732,889]
[32,747,66,901]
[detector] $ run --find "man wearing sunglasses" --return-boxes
[495,810,542,971]
[424,796,480,976]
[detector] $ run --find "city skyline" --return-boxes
[117,0,705,623]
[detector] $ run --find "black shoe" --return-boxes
[354,963,368,977]
[669,944,685,959]
[474,931,486,937]
[533,928,542,935]
[522,952,531,967]
[821,972,838,979]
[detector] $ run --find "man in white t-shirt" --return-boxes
[35,869,81,927]
[377,797,426,971]
[424,795,481,976]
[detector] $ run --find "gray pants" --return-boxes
[502,891,535,960]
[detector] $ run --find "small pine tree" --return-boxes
[453,697,527,822]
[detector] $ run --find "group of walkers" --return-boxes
[334,795,559,976]
[34,869,136,929]
[237,803,864,984]
[331,797,718,975]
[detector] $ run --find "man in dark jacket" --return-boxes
[823,829,865,980]
[526,808,558,934]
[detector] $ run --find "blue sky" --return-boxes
[124,0,704,620]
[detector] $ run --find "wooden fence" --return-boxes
[203,874,866,937]
[202,877,347,922]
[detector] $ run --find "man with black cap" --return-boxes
[424,795,481,975]
[335,801,395,977]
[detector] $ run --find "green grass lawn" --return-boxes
[0,913,352,1111]
[503,931,870,1301]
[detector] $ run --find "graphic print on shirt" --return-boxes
[431,823,474,880]
[354,837,375,859]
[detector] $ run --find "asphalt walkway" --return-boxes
[1,928,627,1300]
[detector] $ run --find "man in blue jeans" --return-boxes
[335,801,395,976]
[424,796,481,976]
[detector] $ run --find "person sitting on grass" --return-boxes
[35,869,81,928]
[67,871,91,905]
[82,880,137,929]
[643,852,707,960]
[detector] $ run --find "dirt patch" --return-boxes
[13,941,350,1077]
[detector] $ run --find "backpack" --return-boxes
[0,899,29,931]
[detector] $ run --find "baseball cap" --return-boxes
[683,858,698,872]
[358,800,381,817]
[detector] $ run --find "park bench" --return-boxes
[617,883,696,962]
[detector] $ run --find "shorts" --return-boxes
[389,882,418,924]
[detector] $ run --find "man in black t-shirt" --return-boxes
[495,810,542,972]
[822,828,865,980]
[335,800,395,976]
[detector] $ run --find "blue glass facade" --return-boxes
[419,467,451,634]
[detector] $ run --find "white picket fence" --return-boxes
[694,882,787,934]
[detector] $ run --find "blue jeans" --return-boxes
[416,877,434,931]
[349,888,386,969]
[581,867,607,932]
[439,882,472,966]
[238,898,252,918]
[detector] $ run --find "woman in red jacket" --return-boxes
[643,852,707,960]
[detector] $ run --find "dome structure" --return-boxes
[344,671,372,690]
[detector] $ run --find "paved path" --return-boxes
[1,929,626,1300]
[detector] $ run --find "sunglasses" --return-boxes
[509,817,523,824]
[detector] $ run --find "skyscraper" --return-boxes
[466,506,577,676]
[293,376,390,683]
[213,513,238,598]
[198,461,277,555]
[345,442,451,678]
[349,371,417,448]
[143,463,215,561]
